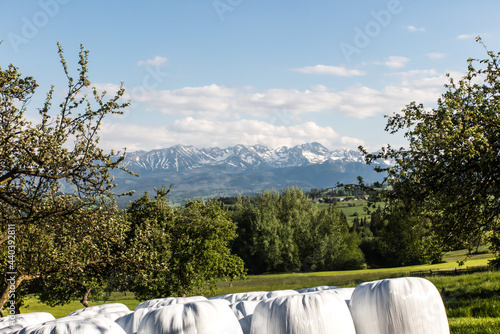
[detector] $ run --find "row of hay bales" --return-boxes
[0,277,449,334]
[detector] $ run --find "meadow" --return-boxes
[316,198,383,225]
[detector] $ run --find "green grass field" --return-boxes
[316,199,384,225]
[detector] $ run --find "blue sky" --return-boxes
[1,0,499,152]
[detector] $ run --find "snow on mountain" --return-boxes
[122,142,366,172]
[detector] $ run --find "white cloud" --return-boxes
[456,34,476,40]
[131,84,240,119]
[426,52,448,60]
[406,25,425,32]
[137,56,168,66]
[124,68,446,121]
[384,56,410,68]
[390,69,462,91]
[391,69,439,77]
[292,65,365,77]
[100,118,366,151]
[96,68,453,151]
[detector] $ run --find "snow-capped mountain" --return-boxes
[112,142,388,206]
[122,142,365,172]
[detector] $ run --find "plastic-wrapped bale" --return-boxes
[259,290,298,300]
[67,303,131,321]
[0,313,55,334]
[320,287,355,306]
[250,291,356,334]
[136,299,243,334]
[115,308,151,334]
[209,291,269,304]
[349,277,449,334]
[296,286,338,293]
[245,290,298,302]
[210,290,297,304]
[134,296,207,311]
[230,300,260,334]
[10,316,127,334]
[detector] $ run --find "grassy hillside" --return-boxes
[315,199,384,225]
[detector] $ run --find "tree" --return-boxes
[311,205,365,271]
[232,188,311,274]
[232,187,365,274]
[360,38,500,264]
[362,202,443,268]
[0,44,133,315]
[9,202,130,308]
[124,187,245,301]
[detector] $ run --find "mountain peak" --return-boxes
[111,143,388,206]
[122,143,364,172]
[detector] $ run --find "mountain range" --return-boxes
[112,142,389,206]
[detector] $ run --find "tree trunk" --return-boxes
[0,275,24,317]
[80,288,91,308]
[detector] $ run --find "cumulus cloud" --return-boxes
[390,69,462,91]
[124,68,446,121]
[456,34,476,40]
[292,65,365,77]
[371,56,410,69]
[384,56,410,68]
[137,56,168,66]
[100,118,365,152]
[96,68,451,151]
[131,84,240,119]
[426,52,448,60]
[406,25,425,32]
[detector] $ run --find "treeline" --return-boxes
[230,188,364,274]
[225,188,443,274]
[351,205,443,268]
[218,186,378,206]
[305,186,377,199]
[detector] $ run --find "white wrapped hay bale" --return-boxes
[250,291,355,334]
[320,287,355,306]
[230,300,260,334]
[296,285,338,293]
[257,290,298,301]
[134,296,207,311]
[115,308,151,334]
[209,291,269,304]
[349,277,449,334]
[0,313,55,333]
[296,286,354,306]
[11,316,127,334]
[136,299,243,334]
[329,287,355,300]
[210,290,297,304]
[67,303,131,321]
